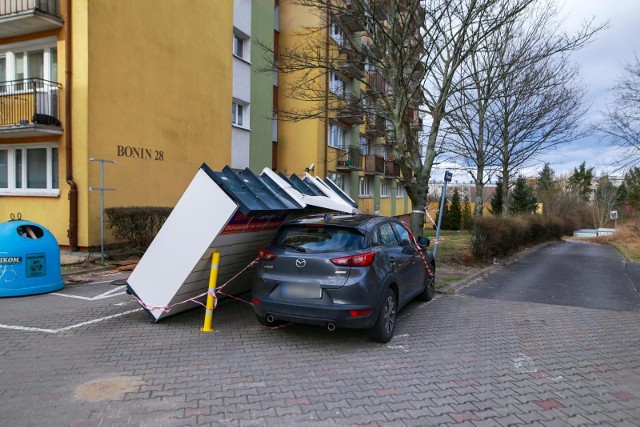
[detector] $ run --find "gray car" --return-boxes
[252,214,436,343]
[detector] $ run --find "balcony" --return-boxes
[366,72,386,96]
[364,154,384,175]
[339,51,365,79]
[336,146,362,171]
[385,159,400,177]
[364,113,384,136]
[0,78,63,138]
[0,0,63,38]
[338,3,365,33]
[337,95,364,126]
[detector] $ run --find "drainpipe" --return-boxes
[65,0,78,251]
[323,3,330,178]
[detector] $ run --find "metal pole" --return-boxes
[89,158,115,262]
[434,171,452,259]
[201,251,220,332]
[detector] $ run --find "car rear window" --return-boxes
[274,225,365,253]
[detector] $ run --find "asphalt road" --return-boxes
[461,240,640,312]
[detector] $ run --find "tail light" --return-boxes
[348,309,372,318]
[258,247,277,261]
[331,251,376,267]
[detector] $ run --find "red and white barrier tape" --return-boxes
[132,257,259,314]
[407,228,434,277]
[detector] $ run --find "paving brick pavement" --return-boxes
[0,277,639,426]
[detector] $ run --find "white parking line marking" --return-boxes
[0,308,143,334]
[52,285,127,301]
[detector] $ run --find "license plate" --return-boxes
[280,284,322,299]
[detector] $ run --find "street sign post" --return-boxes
[89,158,116,262]
[434,171,451,258]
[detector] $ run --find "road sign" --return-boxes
[610,210,618,220]
[444,171,452,182]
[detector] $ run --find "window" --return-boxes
[233,32,250,61]
[0,41,57,83]
[359,177,372,197]
[391,222,412,246]
[0,144,59,196]
[380,180,389,197]
[330,18,345,46]
[371,222,399,247]
[232,101,248,128]
[276,225,364,253]
[396,184,405,198]
[329,70,349,97]
[328,171,350,194]
[328,122,346,148]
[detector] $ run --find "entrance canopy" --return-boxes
[127,163,358,321]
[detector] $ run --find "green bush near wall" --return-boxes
[105,206,173,253]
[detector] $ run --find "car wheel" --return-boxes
[369,288,397,343]
[418,266,436,301]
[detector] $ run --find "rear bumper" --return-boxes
[253,295,377,329]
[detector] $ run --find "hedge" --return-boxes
[105,206,172,252]
[471,215,567,261]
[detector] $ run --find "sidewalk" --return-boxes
[60,250,117,278]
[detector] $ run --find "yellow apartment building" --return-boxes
[276,0,413,218]
[1,0,415,250]
[0,0,278,249]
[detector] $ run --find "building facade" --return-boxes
[1,0,414,250]
[276,0,414,217]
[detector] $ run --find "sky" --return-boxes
[541,0,640,178]
[434,0,640,185]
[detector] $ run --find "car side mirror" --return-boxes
[416,236,430,248]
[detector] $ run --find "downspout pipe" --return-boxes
[65,0,78,251]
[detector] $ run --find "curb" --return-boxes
[441,264,501,295]
[61,264,117,280]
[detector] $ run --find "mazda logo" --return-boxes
[295,258,306,268]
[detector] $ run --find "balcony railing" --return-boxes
[365,112,385,136]
[385,160,400,177]
[364,154,385,175]
[0,78,62,129]
[0,0,59,15]
[336,146,362,170]
[337,94,364,126]
[339,51,365,79]
[0,0,63,38]
[367,72,386,95]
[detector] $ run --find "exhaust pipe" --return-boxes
[266,314,276,324]
[327,322,336,332]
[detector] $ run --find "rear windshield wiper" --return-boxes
[282,244,306,253]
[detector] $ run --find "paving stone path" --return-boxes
[1,274,639,426]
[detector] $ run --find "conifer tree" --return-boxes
[509,176,538,214]
[449,188,462,230]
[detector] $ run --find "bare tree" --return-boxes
[443,1,602,216]
[599,55,640,170]
[271,0,545,234]
[592,176,618,229]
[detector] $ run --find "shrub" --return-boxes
[471,214,568,261]
[105,206,173,252]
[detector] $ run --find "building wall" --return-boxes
[0,24,67,241]
[249,0,274,172]
[81,0,234,247]
[276,0,325,177]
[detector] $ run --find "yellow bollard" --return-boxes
[201,251,220,332]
